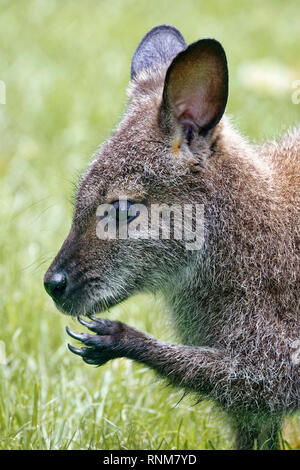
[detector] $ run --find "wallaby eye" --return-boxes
[113,200,139,225]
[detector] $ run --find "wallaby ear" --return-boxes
[161,39,228,133]
[131,25,187,80]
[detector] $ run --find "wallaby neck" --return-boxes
[161,121,296,345]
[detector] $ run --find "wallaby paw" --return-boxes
[66,316,129,366]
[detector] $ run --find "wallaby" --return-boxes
[44,25,300,450]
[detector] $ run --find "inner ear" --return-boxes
[161,39,228,134]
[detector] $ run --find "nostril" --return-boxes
[44,271,68,300]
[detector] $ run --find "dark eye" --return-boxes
[113,200,139,225]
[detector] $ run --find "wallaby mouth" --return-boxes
[44,265,131,317]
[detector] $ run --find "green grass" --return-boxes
[0,0,299,450]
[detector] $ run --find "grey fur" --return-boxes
[131,25,187,79]
[44,26,300,450]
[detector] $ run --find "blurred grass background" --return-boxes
[0,0,299,450]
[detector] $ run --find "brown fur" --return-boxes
[44,29,300,449]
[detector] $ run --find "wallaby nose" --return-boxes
[44,271,68,301]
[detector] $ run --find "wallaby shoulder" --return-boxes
[260,126,300,204]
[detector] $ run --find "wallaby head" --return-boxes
[44,25,230,316]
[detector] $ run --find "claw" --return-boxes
[88,314,101,323]
[67,343,85,356]
[82,357,97,365]
[77,316,96,330]
[66,326,85,341]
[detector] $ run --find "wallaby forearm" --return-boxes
[67,316,298,412]
[66,316,229,396]
[127,337,227,393]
